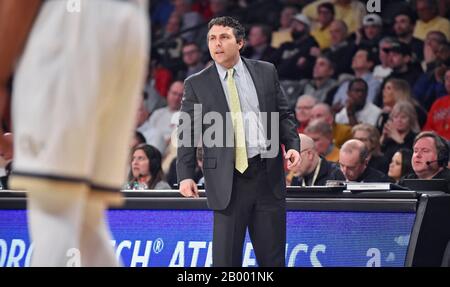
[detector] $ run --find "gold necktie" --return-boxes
[227,68,248,173]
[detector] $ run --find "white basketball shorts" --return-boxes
[12,0,149,192]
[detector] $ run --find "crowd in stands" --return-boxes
[122,0,450,191]
[6,1,447,191]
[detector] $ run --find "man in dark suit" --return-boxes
[291,134,344,186]
[177,16,300,267]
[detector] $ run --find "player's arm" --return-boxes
[0,0,42,158]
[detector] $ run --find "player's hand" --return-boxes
[0,132,13,161]
[179,179,199,198]
[285,149,300,171]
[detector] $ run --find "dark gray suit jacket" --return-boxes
[177,57,300,210]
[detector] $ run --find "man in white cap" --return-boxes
[356,14,384,52]
[272,13,319,80]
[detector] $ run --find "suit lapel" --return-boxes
[207,64,230,114]
[242,57,267,113]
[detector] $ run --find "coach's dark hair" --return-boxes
[207,16,246,43]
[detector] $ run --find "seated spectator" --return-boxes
[304,119,340,162]
[172,0,204,44]
[399,131,450,191]
[373,37,394,82]
[388,148,413,183]
[143,65,168,113]
[272,14,319,80]
[352,124,390,174]
[335,78,382,126]
[295,95,317,133]
[422,31,448,72]
[154,12,184,75]
[311,103,352,148]
[332,48,381,108]
[289,133,344,186]
[241,24,276,63]
[191,0,213,21]
[271,5,298,48]
[140,80,183,154]
[310,2,335,50]
[338,139,392,182]
[356,14,384,56]
[302,0,366,35]
[414,39,449,110]
[380,101,420,162]
[393,8,424,64]
[136,94,153,135]
[413,0,450,41]
[383,40,423,89]
[423,68,450,140]
[125,144,171,190]
[380,78,411,114]
[297,56,338,103]
[176,42,205,81]
[322,20,357,76]
[379,78,427,130]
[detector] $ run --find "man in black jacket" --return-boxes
[291,134,344,186]
[272,14,319,80]
[339,139,392,182]
[400,131,450,192]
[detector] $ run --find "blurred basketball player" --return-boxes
[0,0,149,266]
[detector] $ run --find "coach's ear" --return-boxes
[203,157,217,169]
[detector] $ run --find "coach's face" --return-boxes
[208,25,243,69]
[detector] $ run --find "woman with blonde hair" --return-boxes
[381,100,420,162]
[382,78,411,111]
[378,78,427,130]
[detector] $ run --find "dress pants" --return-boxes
[212,156,286,267]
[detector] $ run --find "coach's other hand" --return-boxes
[285,149,300,171]
[179,179,199,198]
